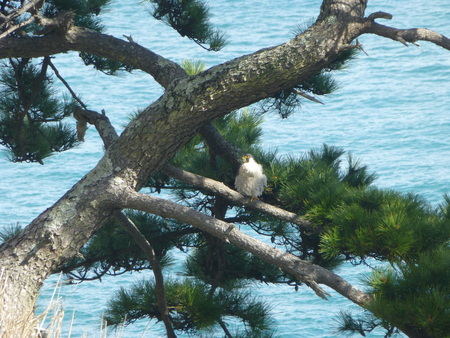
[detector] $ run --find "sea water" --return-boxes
[1,0,449,337]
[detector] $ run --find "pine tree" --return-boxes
[1,1,450,337]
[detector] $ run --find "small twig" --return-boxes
[355,38,369,56]
[340,38,369,56]
[123,34,134,43]
[73,106,119,147]
[293,89,324,105]
[48,59,88,109]
[304,280,331,300]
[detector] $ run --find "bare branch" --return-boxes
[161,164,320,234]
[48,59,87,109]
[293,89,324,105]
[119,190,371,306]
[115,212,176,338]
[365,22,450,50]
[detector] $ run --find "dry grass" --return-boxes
[0,269,137,337]
[0,268,65,338]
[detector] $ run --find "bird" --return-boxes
[234,154,267,202]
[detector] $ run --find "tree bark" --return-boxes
[0,0,449,334]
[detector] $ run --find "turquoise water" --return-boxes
[1,0,450,336]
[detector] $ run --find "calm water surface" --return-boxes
[1,0,449,336]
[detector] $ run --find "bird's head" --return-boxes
[241,154,253,163]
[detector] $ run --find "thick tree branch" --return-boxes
[119,189,372,306]
[0,25,186,88]
[161,164,319,234]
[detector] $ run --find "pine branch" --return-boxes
[0,0,44,30]
[119,189,371,306]
[0,14,35,39]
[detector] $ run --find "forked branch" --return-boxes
[364,20,450,50]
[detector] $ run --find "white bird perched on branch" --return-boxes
[234,154,267,201]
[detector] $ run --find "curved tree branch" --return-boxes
[119,189,372,306]
[0,20,186,88]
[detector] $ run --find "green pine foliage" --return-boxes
[338,245,450,337]
[0,223,23,244]
[60,210,192,281]
[180,59,207,76]
[43,0,133,74]
[184,243,286,287]
[146,0,227,51]
[0,59,78,163]
[0,0,133,164]
[104,278,274,336]
[320,189,450,263]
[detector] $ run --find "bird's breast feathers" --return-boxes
[239,162,264,177]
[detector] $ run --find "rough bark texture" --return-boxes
[0,0,449,334]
